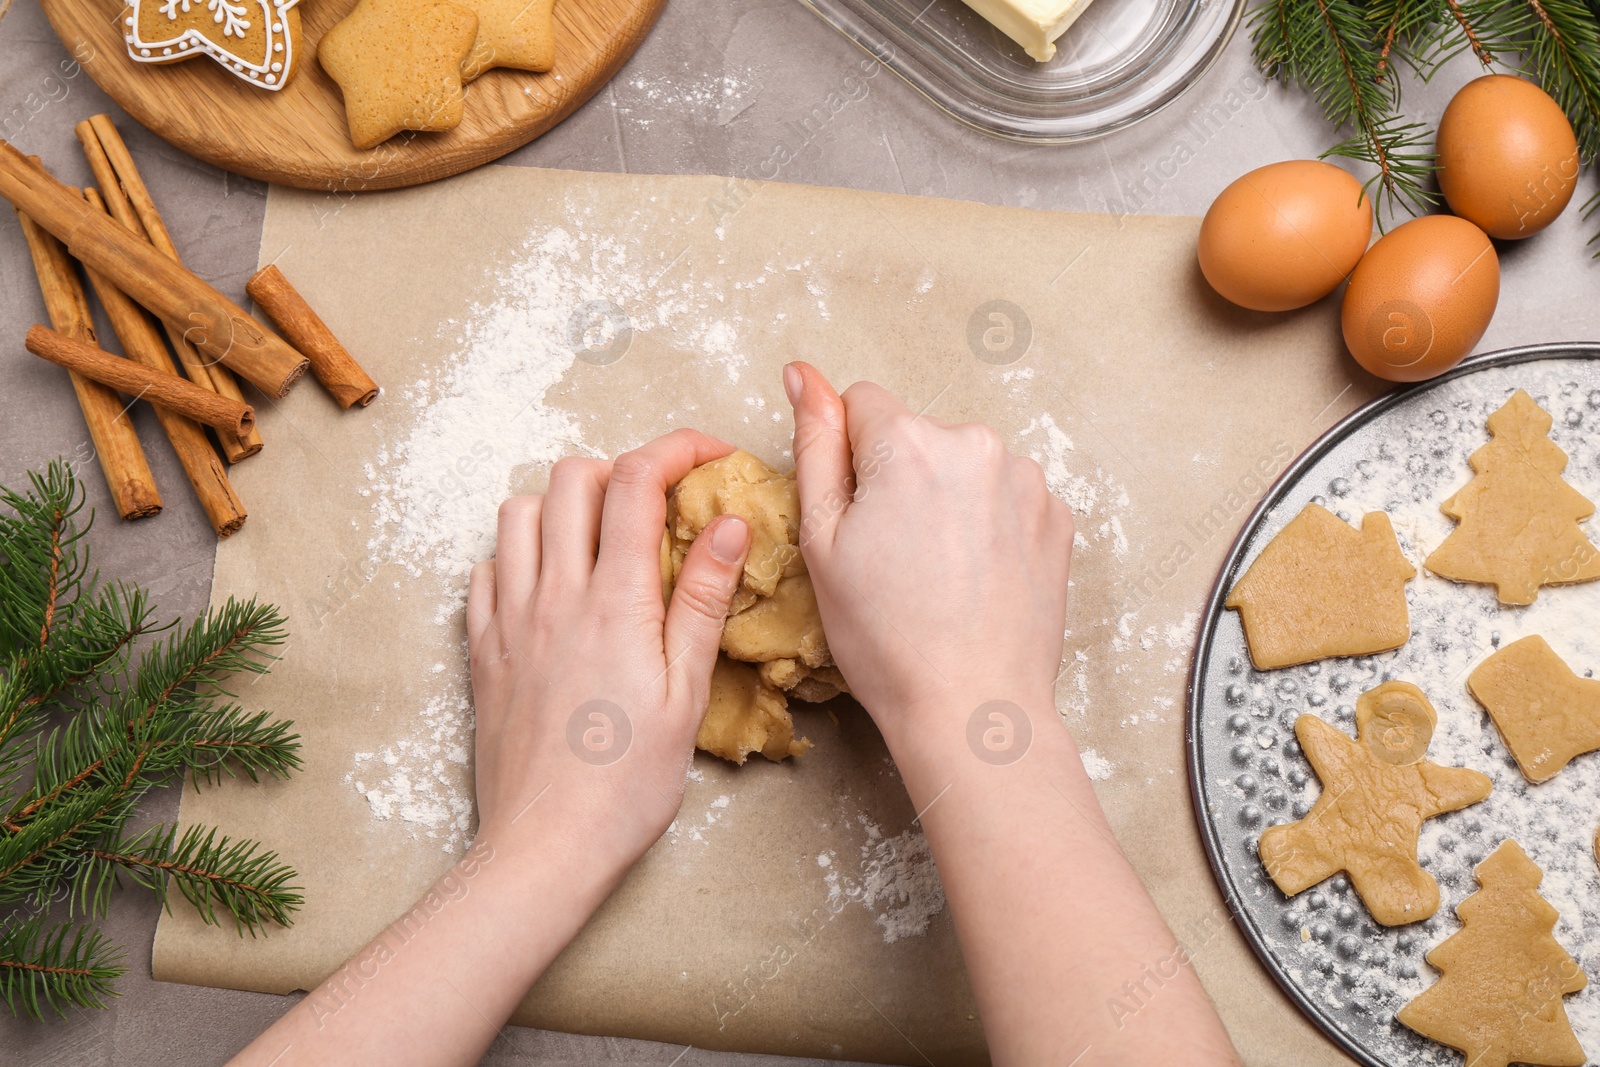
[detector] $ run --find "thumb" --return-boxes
[784,361,853,555]
[663,515,750,714]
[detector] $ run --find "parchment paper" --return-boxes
[152,163,1377,1066]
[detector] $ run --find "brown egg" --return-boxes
[1437,74,1580,239]
[1198,160,1372,312]
[1341,215,1499,383]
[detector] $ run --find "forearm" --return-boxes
[229,822,617,1067]
[882,690,1239,1067]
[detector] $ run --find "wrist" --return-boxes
[873,683,1064,774]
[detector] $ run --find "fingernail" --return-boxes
[709,516,750,563]
[782,363,804,406]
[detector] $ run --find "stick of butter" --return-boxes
[959,0,1097,61]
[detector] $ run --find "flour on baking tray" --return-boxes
[1212,367,1600,1062]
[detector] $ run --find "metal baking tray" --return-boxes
[796,0,1243,142]
[1188,344,1600,1067]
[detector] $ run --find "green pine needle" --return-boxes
[75,823,302,933]
[0,460,301,1019]
[1252,0,1600,242]
[0,915,126,1019]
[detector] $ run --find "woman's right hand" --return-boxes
[782,361,1074,749]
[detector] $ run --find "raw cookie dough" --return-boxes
[1258,681,1492,926]
[1398,840,1587,1067]
[1427,389,1600,605]
[668,450,805,611]
[1469,635,1600,783]
[1226,503,1417,670]
[698,658,810,765]
[662,451,850,763]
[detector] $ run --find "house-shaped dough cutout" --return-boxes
[1469,635,1600,783]
[1227,503,1416,670]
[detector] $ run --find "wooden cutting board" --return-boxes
[36,0,665,190]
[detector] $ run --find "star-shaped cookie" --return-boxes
[456,0,557,80]
[318,0,480,149]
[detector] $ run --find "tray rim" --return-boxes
[1184,341,1600,1067]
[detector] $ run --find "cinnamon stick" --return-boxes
[76,117,263,462]
[247,264,379,409]
[15,209,161,520]
[25,326,256,439]
[82,189,247,537]
[0,140,308,397]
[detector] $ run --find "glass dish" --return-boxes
[797,0,1244,142]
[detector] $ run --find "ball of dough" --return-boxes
[698,658,810,765]
[662,449,852,764]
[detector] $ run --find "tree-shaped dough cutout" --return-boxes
[1259,681,1491,925]
[1399,839,1587,1067]
[1427,390,1600,605]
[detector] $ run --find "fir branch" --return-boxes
[0,783,141,907]
[0,915,125,1019]
[129,598,287,725]
[1323,117,1442,216]
[77,824,301,933]
[0,461,302,1014]
[1250,0,1438,214]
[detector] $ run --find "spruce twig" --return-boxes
[1251,0,1600,242]
[0,459,301,1019]
[1251,0,1439,215]
[0,915,125,1019]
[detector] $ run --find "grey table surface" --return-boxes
[1,0,1597,1063]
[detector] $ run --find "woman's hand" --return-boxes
[231,429,754,1067]
[783,363,1239,1067]
[783,361,1074,743]
[467,428,751,876]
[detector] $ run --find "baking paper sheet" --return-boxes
[152,163,1373,1065]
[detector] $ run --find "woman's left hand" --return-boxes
[467,428,751,877]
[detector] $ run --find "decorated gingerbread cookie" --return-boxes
[1225,503,1416,670]
[318,0,480,150]
[1469,635,1600,783]
[457,0,558,80]
[1427,389,1600,604]
[124,0,303,90]
[1399,840,1587,1067]
[1258,681,1492,926]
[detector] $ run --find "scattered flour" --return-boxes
[823,819,947,944]
[1079,748,1114,781]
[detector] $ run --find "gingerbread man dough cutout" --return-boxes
[1469,635,1600,783]
[1259,681,1492,926]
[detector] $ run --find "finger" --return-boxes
[467,559,497,649]
[785,362,854,554]
[592,428,735,596]
[494,495,543,613]
[540,457,612,586]
[663,515,750,718]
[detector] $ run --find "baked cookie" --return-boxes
[125,0,304,90]
[317,0,480,150]
[1427,389,1600,604]
[1399,840,1587,1067]
[1258,681,1492,925]
[457,0,557,80]
[1469,635,1600,783]
[1226,503,1416,670]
